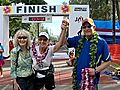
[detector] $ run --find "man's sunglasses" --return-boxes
[17,36,27,39]
[82,25,93,29]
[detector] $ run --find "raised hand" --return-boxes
[61,17,69,30]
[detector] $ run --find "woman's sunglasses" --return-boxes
[17,36,27,39]
[38,38,48,41]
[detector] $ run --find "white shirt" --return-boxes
[31,45,54,71]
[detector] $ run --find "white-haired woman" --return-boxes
[10,29,34,90]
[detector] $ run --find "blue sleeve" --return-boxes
[101,39,111,62]
[0,45,4,51]
[67,36,80,48]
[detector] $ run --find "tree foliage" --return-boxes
[69,0,80,5]
[9,17,30,37]
[0,0,11,5]
[69,0,112,20]
[115,0,120,22]
[11,0,47,5]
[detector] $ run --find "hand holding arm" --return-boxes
[61,18,69,30]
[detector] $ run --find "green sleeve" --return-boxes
[10,49,17,79]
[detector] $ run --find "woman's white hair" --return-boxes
[13,29,31,49]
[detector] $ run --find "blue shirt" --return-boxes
[67,35,111,85]
[0,44,4,60]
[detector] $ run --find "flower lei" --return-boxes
[72,32,99,90]
[81,68,94,90]
[32,38,49,66]
[32,38,37,58]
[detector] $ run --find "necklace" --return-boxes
[72,32,99,90]
[32,40,49,65]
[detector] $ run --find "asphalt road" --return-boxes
[1,60,120,90]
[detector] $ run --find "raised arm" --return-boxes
[53,18,69,53]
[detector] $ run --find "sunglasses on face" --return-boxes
[17,36,27,39]
[38,38,48,41]
[82,25,93,29]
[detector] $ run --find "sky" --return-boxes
[42,0,69,36]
